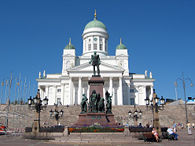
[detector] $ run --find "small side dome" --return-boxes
[64,38,75,49]
[116,38,127,50]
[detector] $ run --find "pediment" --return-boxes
[67,62,124,73]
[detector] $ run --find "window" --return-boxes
[100,37,102,42]
[100,43,103,50]
[94,44,97,50]
[88,44,91,50]
[130,89,134,93]
[57,89,61,92]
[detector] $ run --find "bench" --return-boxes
[142,132,156,142]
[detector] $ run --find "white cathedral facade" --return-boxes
[37,13,155,106]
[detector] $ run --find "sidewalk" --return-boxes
[50,129,195,146]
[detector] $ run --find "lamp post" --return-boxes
[50,104,64,125]
[28,89,48,133]
[145,89,165,136]
[175,73,193,125]
[128,105,142,126]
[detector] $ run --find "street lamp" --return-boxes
[145,89,166,136]
[128,106,142,126]
[175,73,193,124]
[28,89,48,133]
[50,104,64,125]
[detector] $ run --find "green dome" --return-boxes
[65,44,75,49]
[116,39,127,50]
[84,19,106,30]
[116,44,127,50]
[65,39,75,49]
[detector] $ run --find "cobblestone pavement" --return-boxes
[0,129,194,146]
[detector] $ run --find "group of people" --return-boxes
[151,122,179,142]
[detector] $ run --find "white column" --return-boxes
[109,77,114,105]
[127,82,130,105]
[78,77,82,105]
[113,88,115,105]
[150,86,153,100]
[118,77,123,105]
[69,77,73,105]
[53,85,57,105]
[45,86,49,98]
[61,84,65,105]
[103,38,105,51]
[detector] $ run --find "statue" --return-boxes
[105,91,112,114]
[81,94,88,113]
[88,90,97,113]
[98,97,105,112]
[89,52,101,76]
[96,93,101,111]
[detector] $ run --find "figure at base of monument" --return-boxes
[81,94,88,114]
[106,91,112,114]
[88,90,97,113]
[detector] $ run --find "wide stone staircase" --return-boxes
[0,104,194,132]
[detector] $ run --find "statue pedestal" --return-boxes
[73,113,117,127]
[69,113,124,133]
[88,76,104,98]
[69,75,124,133]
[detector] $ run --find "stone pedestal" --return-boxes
[73,113,118,127]
[88,76,104,98]
[69,75,124,133]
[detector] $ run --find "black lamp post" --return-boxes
[128,106,142,126]
[175,73,193,125]
[145,89,165,136]
[28,89,48,133]
[50,104,64,125]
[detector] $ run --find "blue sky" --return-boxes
[0,0,194,103]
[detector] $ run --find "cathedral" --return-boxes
[37,12,155,106]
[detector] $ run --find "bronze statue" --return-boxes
[88,90,97,113]
[89,52,101,76]
[105,91,112,114]
[81,94,88,113]
[98,97,105,112]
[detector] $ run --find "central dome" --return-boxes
[84,19,107,30]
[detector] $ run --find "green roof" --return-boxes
[65,39,75,49]
[84,19,106,30]
[116,39,127,50]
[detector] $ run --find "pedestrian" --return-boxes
[173,121,177,133]
[187,122,192,135]
[192,123,195,128]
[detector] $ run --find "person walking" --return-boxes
[187,122,192,135]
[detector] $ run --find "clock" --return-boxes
[94,38,97,41]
